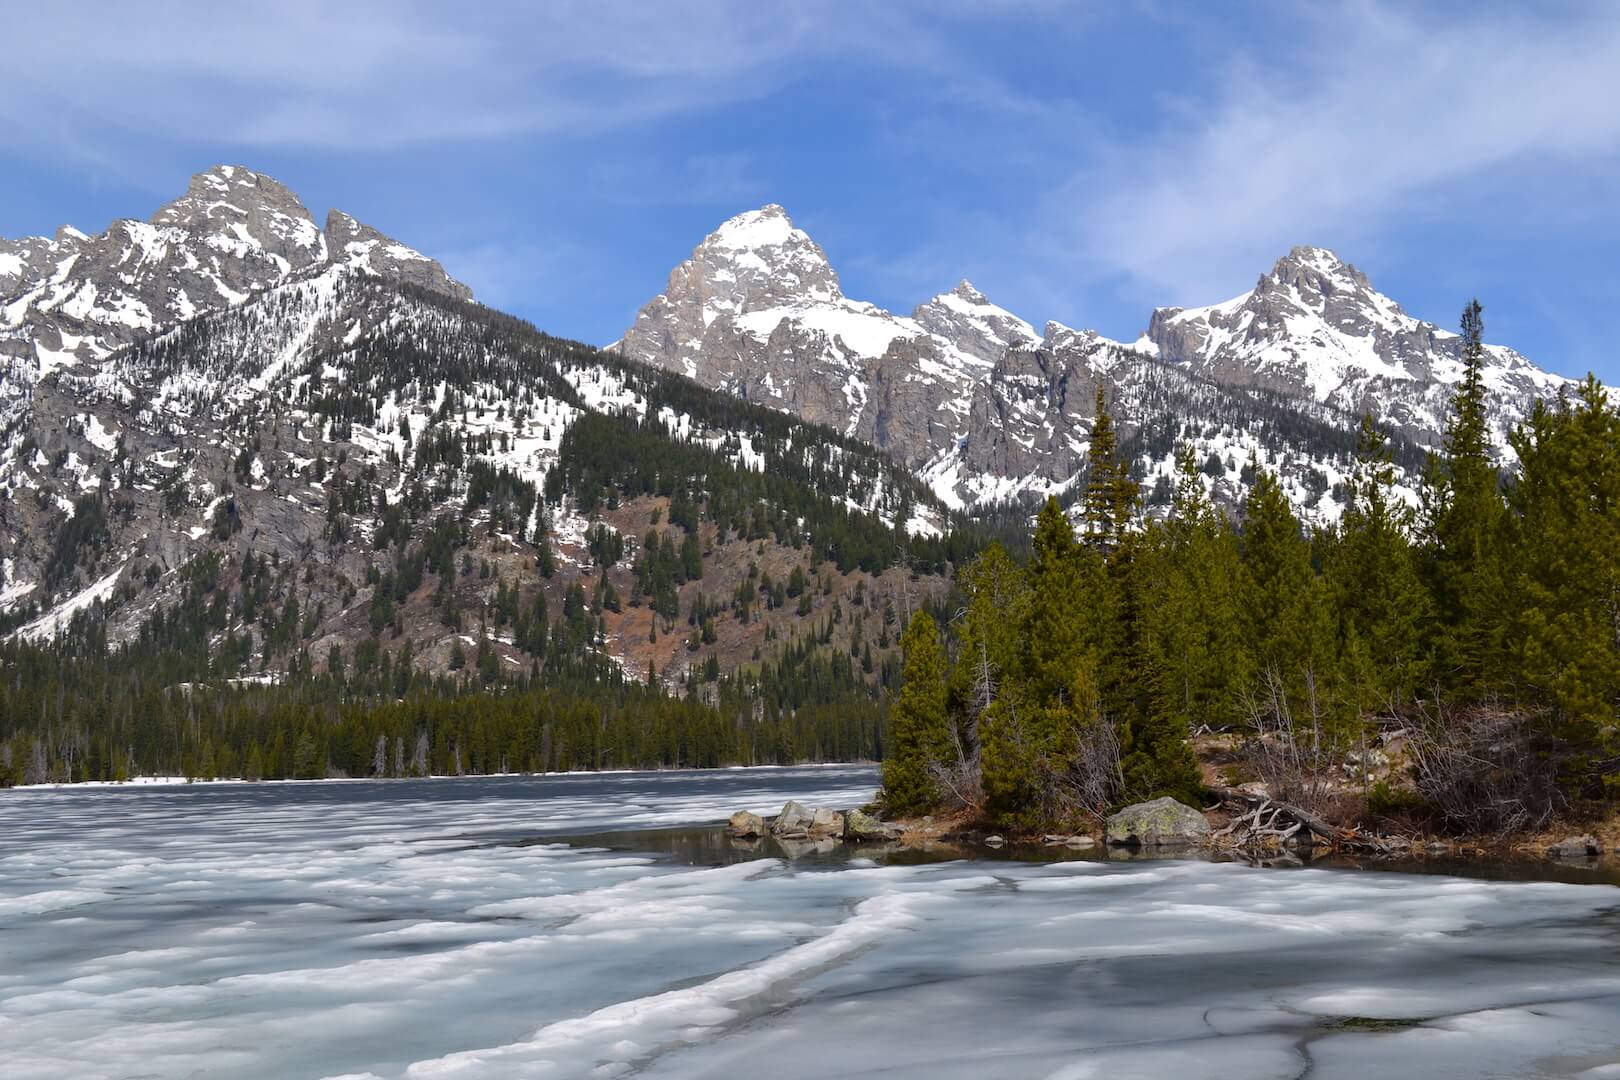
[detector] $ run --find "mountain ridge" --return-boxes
[617,204,1573,521]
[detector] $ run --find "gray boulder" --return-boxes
[1105,797,1211,847]
[1548,835,1601,859]
[726,810,766,838]
[844,809,902,842]
[771,800,815,836]
[809,807,845,838]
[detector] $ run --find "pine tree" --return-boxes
[1240,471,1339,730]
[880,612,951,814]
[1081,386,1138,550]
[1425,299,1506,693]
[1507,377,1620,781]
[945,543,1027,769]
[1328,415,1431,708]
[1131,446,1245,798]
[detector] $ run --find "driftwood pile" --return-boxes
[1209,787,1408,855]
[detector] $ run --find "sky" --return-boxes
[3,1,1619,380]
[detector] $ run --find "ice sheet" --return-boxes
[3,766,1618,1079]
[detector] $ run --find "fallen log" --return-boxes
[1211,787,1350,844]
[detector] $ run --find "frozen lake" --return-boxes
[3,766,1619,1079]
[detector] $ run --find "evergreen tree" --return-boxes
[1081,386,1138,550]
[880,612,951,814]
[1131,446,1244,798]
[1507,377,1620,782]
[1424,299,1507,693]
[1240,471,1339,731]
[1329,415,1431,708]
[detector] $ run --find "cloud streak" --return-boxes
[4,2,897,150]
[1050,3,1620,306]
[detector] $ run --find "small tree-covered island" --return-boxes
[882,305,1619,851]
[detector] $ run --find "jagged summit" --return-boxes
[1142,245,1565,451]
[0,165,471,421]
[617,206,1005,455]
[325,209,472,301]
[149,165,326,268]
[911,280,1039,364]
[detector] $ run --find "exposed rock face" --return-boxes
[325,210,472,302]
[1105,797,1211,847]
[614,205,995,462]
[910,279,1039,364]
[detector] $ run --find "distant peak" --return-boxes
[950,279,988,305]
[324,208,473,302]
[1268,245,1371,290]
[706,204,802,252]
[150,164,316,236]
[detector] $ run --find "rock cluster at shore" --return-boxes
[727,802,902,844]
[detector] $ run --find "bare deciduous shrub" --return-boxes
[1239,665,1351,819]
[1049,716,1123,825]
[1407,701,1563,836]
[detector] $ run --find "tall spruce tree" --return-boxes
[1507,377,1620,782]
[1240,471,1339,731]
[1328,415,1431,708]
[945,543,1028,772]
[1082,386,1138,550]
[1136,447,1249,769]
[880,611,951,814]
[1425,299,1507,693]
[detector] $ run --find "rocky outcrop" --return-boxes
[1105,797,1212,847]
[325,210,472,302]
[843,808,903,842]
[1547,835,1601,859]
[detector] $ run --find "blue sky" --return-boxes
[5,2,1619,380]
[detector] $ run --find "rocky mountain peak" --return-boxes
[950,279,988,304]
[325,210,473,302]
[0,165,471,426]
[1263,245,1378,305]
[690,203,841,308]
[150,164,326,270]
[911,279,1039,364]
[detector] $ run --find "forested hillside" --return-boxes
[0,269,981,784]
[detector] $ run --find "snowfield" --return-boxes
[3,768,1619,1079]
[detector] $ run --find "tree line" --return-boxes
[883,302,1620,834]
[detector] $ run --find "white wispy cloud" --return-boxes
[1045,3,1620,307]
[3,2,897,150]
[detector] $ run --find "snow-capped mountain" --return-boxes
[1142,245,1568,452]
[615,205,1020,459]
[0,171,949,684]
[0,165,467,424]
[620,208,1572,522]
